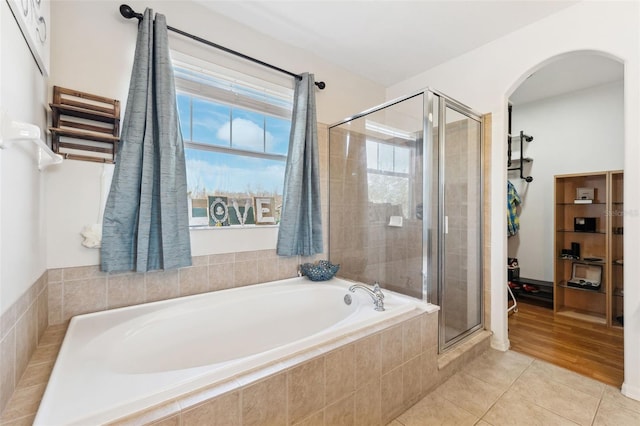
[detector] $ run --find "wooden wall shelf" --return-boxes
[553,171,624,328]
[49,86,120,163]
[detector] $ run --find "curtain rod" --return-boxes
[119,4,326,90]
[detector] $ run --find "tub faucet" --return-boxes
[349,283,385,311]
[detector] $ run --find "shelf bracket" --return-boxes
[507,130,533,182]
[0,111,63,171]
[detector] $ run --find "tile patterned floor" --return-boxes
[392,349,640,426]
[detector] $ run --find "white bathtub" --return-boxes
[35,276,435,425]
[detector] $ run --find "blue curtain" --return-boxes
[276,73,323,256]
[101,9,191,272]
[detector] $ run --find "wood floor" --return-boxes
[508,300,624,387]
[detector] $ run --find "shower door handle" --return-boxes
[444,215,449,234]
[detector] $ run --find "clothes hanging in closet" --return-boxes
[507,180,521,237]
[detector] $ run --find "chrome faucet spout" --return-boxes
[349,284,385,311]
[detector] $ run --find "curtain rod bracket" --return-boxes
[118,4,326,90]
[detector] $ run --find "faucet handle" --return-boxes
[373,281,384,299]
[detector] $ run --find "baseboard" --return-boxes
[621,382,640,402]
[490,335,510,352]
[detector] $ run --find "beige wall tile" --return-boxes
[47,268,63,283]
[182,391,240,426]
[355,378,381,426]
[403,356,422,407]
[421,350,439,395]
[354,333,381,389]
[0,305,16,342]
[14,305,37,385]
[381,367,404,425]
[233,260,258,287]
[235,250,261,262]
[324,394,355,426]
[191,255,209,267]
[208,253,235,265]
[63,265,105,281]
[179,266,210,296]
[13,290,32,323]
[209,263,234,291]
[325,344,355,405]
[62,278,107,320]
[0,329,16,415]
[107,274,146,309]
[47,282,63,326]
[288,357,326,424]
[145,270,180,303]
[278,256,300,280]
[242,374,287,426]
[36,290,48,341]
[422,312,438,353]
[293,410,324,426]
[381,325,403,375]
[403,317,422,362]
[257,258,279,283]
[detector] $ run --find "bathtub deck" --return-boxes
[0,323,67,425]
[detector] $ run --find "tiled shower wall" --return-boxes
[0,273,48,414]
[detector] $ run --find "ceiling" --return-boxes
[198,1,622,103]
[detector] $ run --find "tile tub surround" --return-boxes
[0,324,66,425]
[0,272,48,415]
[47,250,317,326]
[97,310,489,425]
[2,308,491,425]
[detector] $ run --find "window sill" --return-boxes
[189,224,279,230]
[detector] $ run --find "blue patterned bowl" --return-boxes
[300,261,340,281]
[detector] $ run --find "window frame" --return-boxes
[172,52,294,229]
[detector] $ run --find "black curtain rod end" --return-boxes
[120,4,143,21]
[315,81,326,90]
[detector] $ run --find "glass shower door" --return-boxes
[328,94,425,299]
[439,101,483,349]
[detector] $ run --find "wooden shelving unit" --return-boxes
[49,86,120,163]
[610,171,624,328]
[553,171,623,327]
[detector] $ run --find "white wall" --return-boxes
[508,80,624,281]
[386,0,640,399]
[0,1,49,314]
[46,0,385,269]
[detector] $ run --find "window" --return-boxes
[366,139,412,218]
[173,56,294,227]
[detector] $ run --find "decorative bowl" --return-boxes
[300,260,340,281]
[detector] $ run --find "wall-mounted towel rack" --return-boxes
[0,111,63,170]
[508,130,533,182]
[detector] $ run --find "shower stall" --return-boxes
[328,90,483,351]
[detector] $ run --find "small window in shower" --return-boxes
[366,140,412,218]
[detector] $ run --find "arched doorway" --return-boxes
[504,50,625,386]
